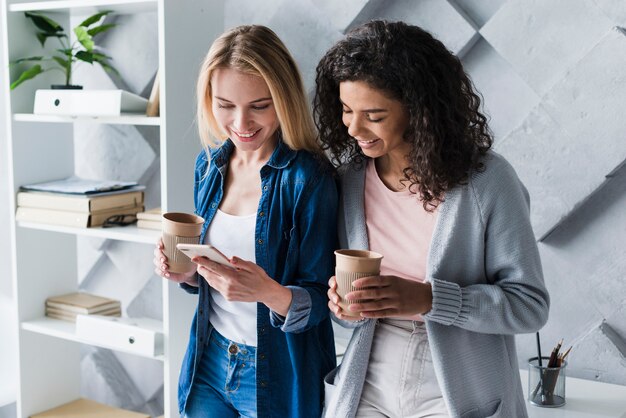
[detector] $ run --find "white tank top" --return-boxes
[204,209,258,346]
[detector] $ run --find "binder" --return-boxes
[76,315,164,357]
[34,89,148,116]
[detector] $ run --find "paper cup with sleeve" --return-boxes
[334,249,383,318]
[162,212,205,273]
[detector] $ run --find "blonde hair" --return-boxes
[196,25,319,154]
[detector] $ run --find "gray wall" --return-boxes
[1,0,625,415]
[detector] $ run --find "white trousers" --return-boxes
[356,319,449,418]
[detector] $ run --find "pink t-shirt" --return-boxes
[364,159,438,287]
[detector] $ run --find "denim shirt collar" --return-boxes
[209,137,297,170]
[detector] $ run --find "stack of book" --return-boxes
[136,207,162,230]
[46,292,121,322]
[15,177,144,228]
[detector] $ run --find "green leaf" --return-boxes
[87,23,116,37]
[36,32,66,47]
[75,51,94,64]
[24,12,64,33]
[11,56,43,65]
[52,56,69,68]
[56,48,74,56]
[79,10,112,28]
[74,26,94,51]
[92,52,112,60]
[10,64,43,90]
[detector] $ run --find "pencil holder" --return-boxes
[528,356,566,408]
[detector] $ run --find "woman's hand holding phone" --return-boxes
[192,252,292,316]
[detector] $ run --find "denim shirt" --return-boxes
[178,139,338,418]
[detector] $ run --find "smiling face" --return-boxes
[339,80,411,161]
[211,67,280,154]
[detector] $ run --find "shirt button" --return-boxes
[259,211,264,217]
[211,202,217,208]
[260,381,267,388]
[259,354,266,360]
[263,185,268,191]
[258,239,263,245]
[260,327,266,333]
[199,309,203,316]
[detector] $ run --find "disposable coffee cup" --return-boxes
[334,249,383,318]
[162,212,204,273]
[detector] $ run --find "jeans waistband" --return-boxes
[209,327,256,360]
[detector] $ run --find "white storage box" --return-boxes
[34,89,148,116]
[76,315,164,357]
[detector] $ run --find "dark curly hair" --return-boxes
[313,20,493,210]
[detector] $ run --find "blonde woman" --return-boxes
[154,25,338,418]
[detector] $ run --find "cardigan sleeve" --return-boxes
[424,156,550,334]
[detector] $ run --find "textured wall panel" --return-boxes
[311,0,370,32]
[349,0,478,56]
[451,0,506,27]
[497,27,626,238]
[480,0,614,95]
[463,38,540,140]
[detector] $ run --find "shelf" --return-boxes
[17,222,160,244]
[8,0,157,14]
[13,113,161,126]
[21,317,164,361]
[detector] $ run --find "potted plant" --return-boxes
[9,10,119,90]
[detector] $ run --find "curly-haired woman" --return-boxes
[314,20,549,418]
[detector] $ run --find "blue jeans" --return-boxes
[182,328,257,418]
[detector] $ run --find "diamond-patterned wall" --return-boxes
[1,0,625,415]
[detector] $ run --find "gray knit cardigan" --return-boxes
[323,152,550,418]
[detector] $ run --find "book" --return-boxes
[17,189,144,213]
[46,307,121,322]
[136,207,162,221]
[16,204,143,228]
[30,398,150,417]
[46,305,121,317]
[46,292,121,314]
[20,176,139,195]
[137,219,162,230]
[34,89,149,117]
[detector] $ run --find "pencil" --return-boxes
[548,339,563,367]
[560,346,573,362]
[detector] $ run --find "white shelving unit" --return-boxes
[1,0,223,416]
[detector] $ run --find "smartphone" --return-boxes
[176,243,231,267]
